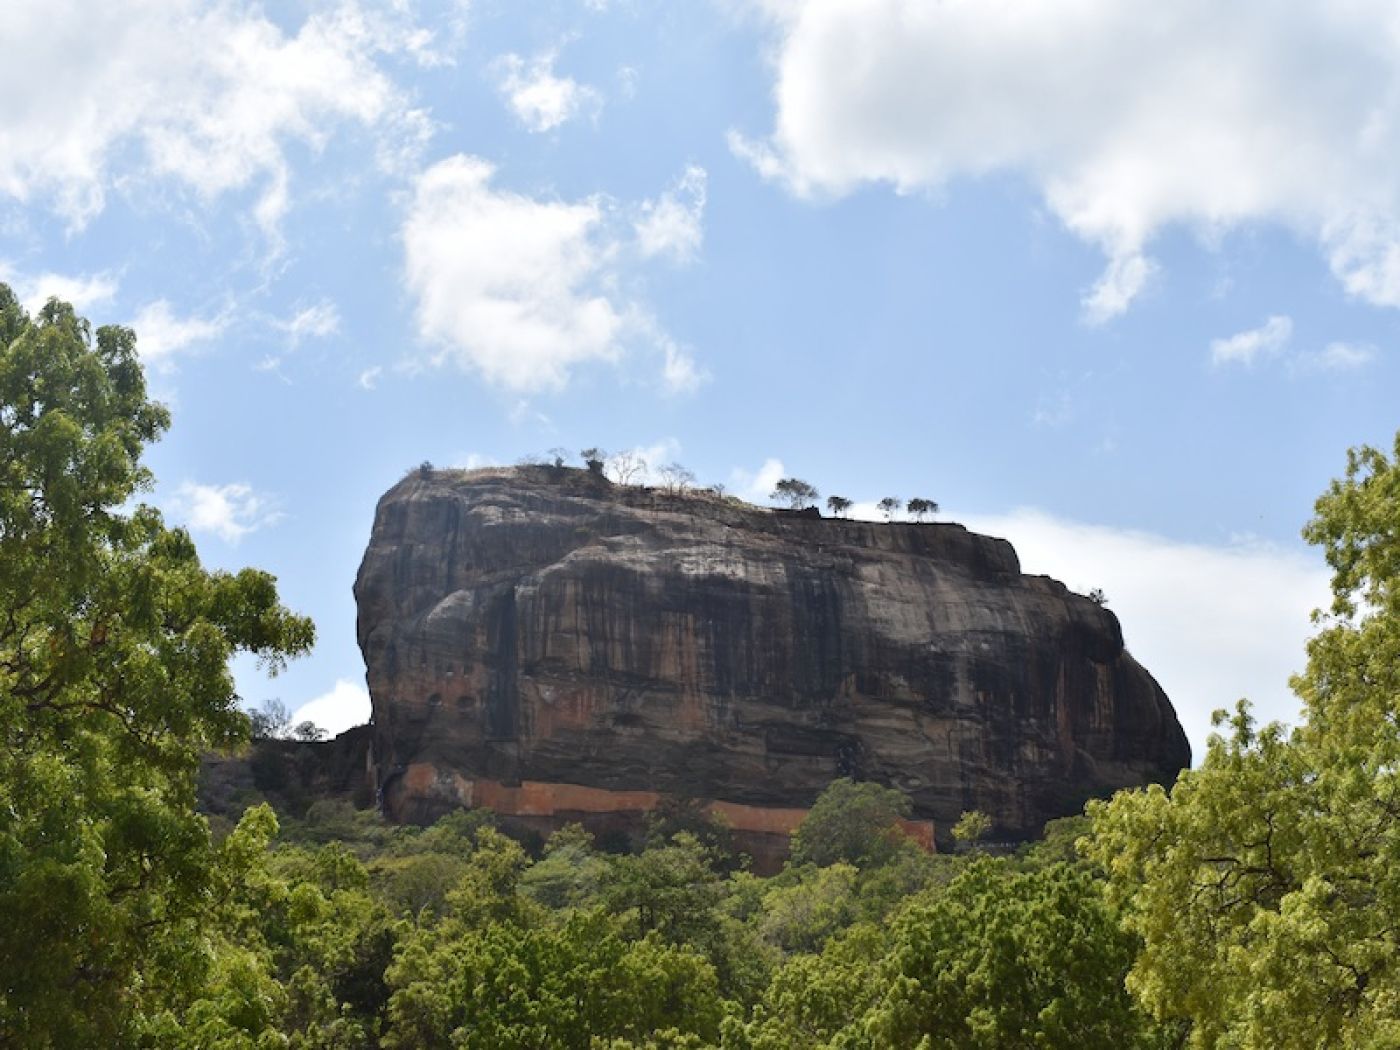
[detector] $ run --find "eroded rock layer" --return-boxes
[355,467,1189,844]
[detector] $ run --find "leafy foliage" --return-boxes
[1085,428,1400,1048]
[771,477,819,510]
[0,286,313,1045]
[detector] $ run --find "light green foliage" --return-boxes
[726,923,887,1050]
[755,863,858,953]
[848,859,1163,1049]
[789,778,912,869]
[734,860,1160,1050]
[1086,429,1400,1048]
[383,832,726,1048]
[521,823,610,909]
[0,288,314,1046]
[951,809,992,847]
[605,832,727,944]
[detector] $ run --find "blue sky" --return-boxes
[5,0,1398,760]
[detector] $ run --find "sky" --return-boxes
[4,0,1398,762]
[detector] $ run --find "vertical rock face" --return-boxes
[355,467,1189,844]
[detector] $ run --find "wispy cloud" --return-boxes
[635,165,707,264]
[1211,315,1293,367]
[0,263,118,314]
[131,299,227,366]
[276,300,340,345]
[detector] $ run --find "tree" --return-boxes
[546,446,571,469]
[906,497,938,522]
[789,779,912,869]
[826,495,853,518]
[580,446,607,476]
[0,286,314,1045]
[608,449,648,485]
[877,496,902,521]
[1085,429,1400,1048]
[292,719,327,742]
[658,462,696,493]
[853,860,1164,1049]
[771,477,819,510]
[249,697,292,739]
[951,809,992,849]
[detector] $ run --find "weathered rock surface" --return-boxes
[355,467,1189,845]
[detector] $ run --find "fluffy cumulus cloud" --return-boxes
[404,155,624,390]
[168,481,281,543]
[736,1,1400,318]
[493,51,602,133]
[957,509,1330,763]
[0,0,433,233]
[634,165,708,263]
[1210,315,1293,367]
[403,156,703,393]
[131,299,227,366]
[291,678,371,737]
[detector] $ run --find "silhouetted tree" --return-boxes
[772,477,820,510]
[292,720,328,742]
[878,496,903,521]
[907,497,939,522]
[580,447,606,476]
[826,495,853,518]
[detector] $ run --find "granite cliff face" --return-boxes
[355,467,1189,847]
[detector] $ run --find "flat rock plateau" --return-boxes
[353,466,1190,855]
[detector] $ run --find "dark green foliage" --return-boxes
[789,777,912,869]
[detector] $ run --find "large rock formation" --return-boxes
[355,467,1189,849]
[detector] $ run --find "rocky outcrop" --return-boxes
[355,467,1189,847]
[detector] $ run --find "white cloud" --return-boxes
[1304,340,1379,371]
[453,452,499,470]
[403,154,630,391]
[130,299,226,366]
[616,65,639,100]
[635,165,707,263]
[730,456,786,503]
[661,340,707,394]
[276,300,341,344]
[168,481,281,543]
[357,365,383,390]
[0,0,432,234]
[1032,390,1074,429]
[290,678,370,737]
[1211,315,1294,367]
[493,51,601,133]
[0,264,118,315]
[959,508,1329,764]
[735,1,1400,316]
